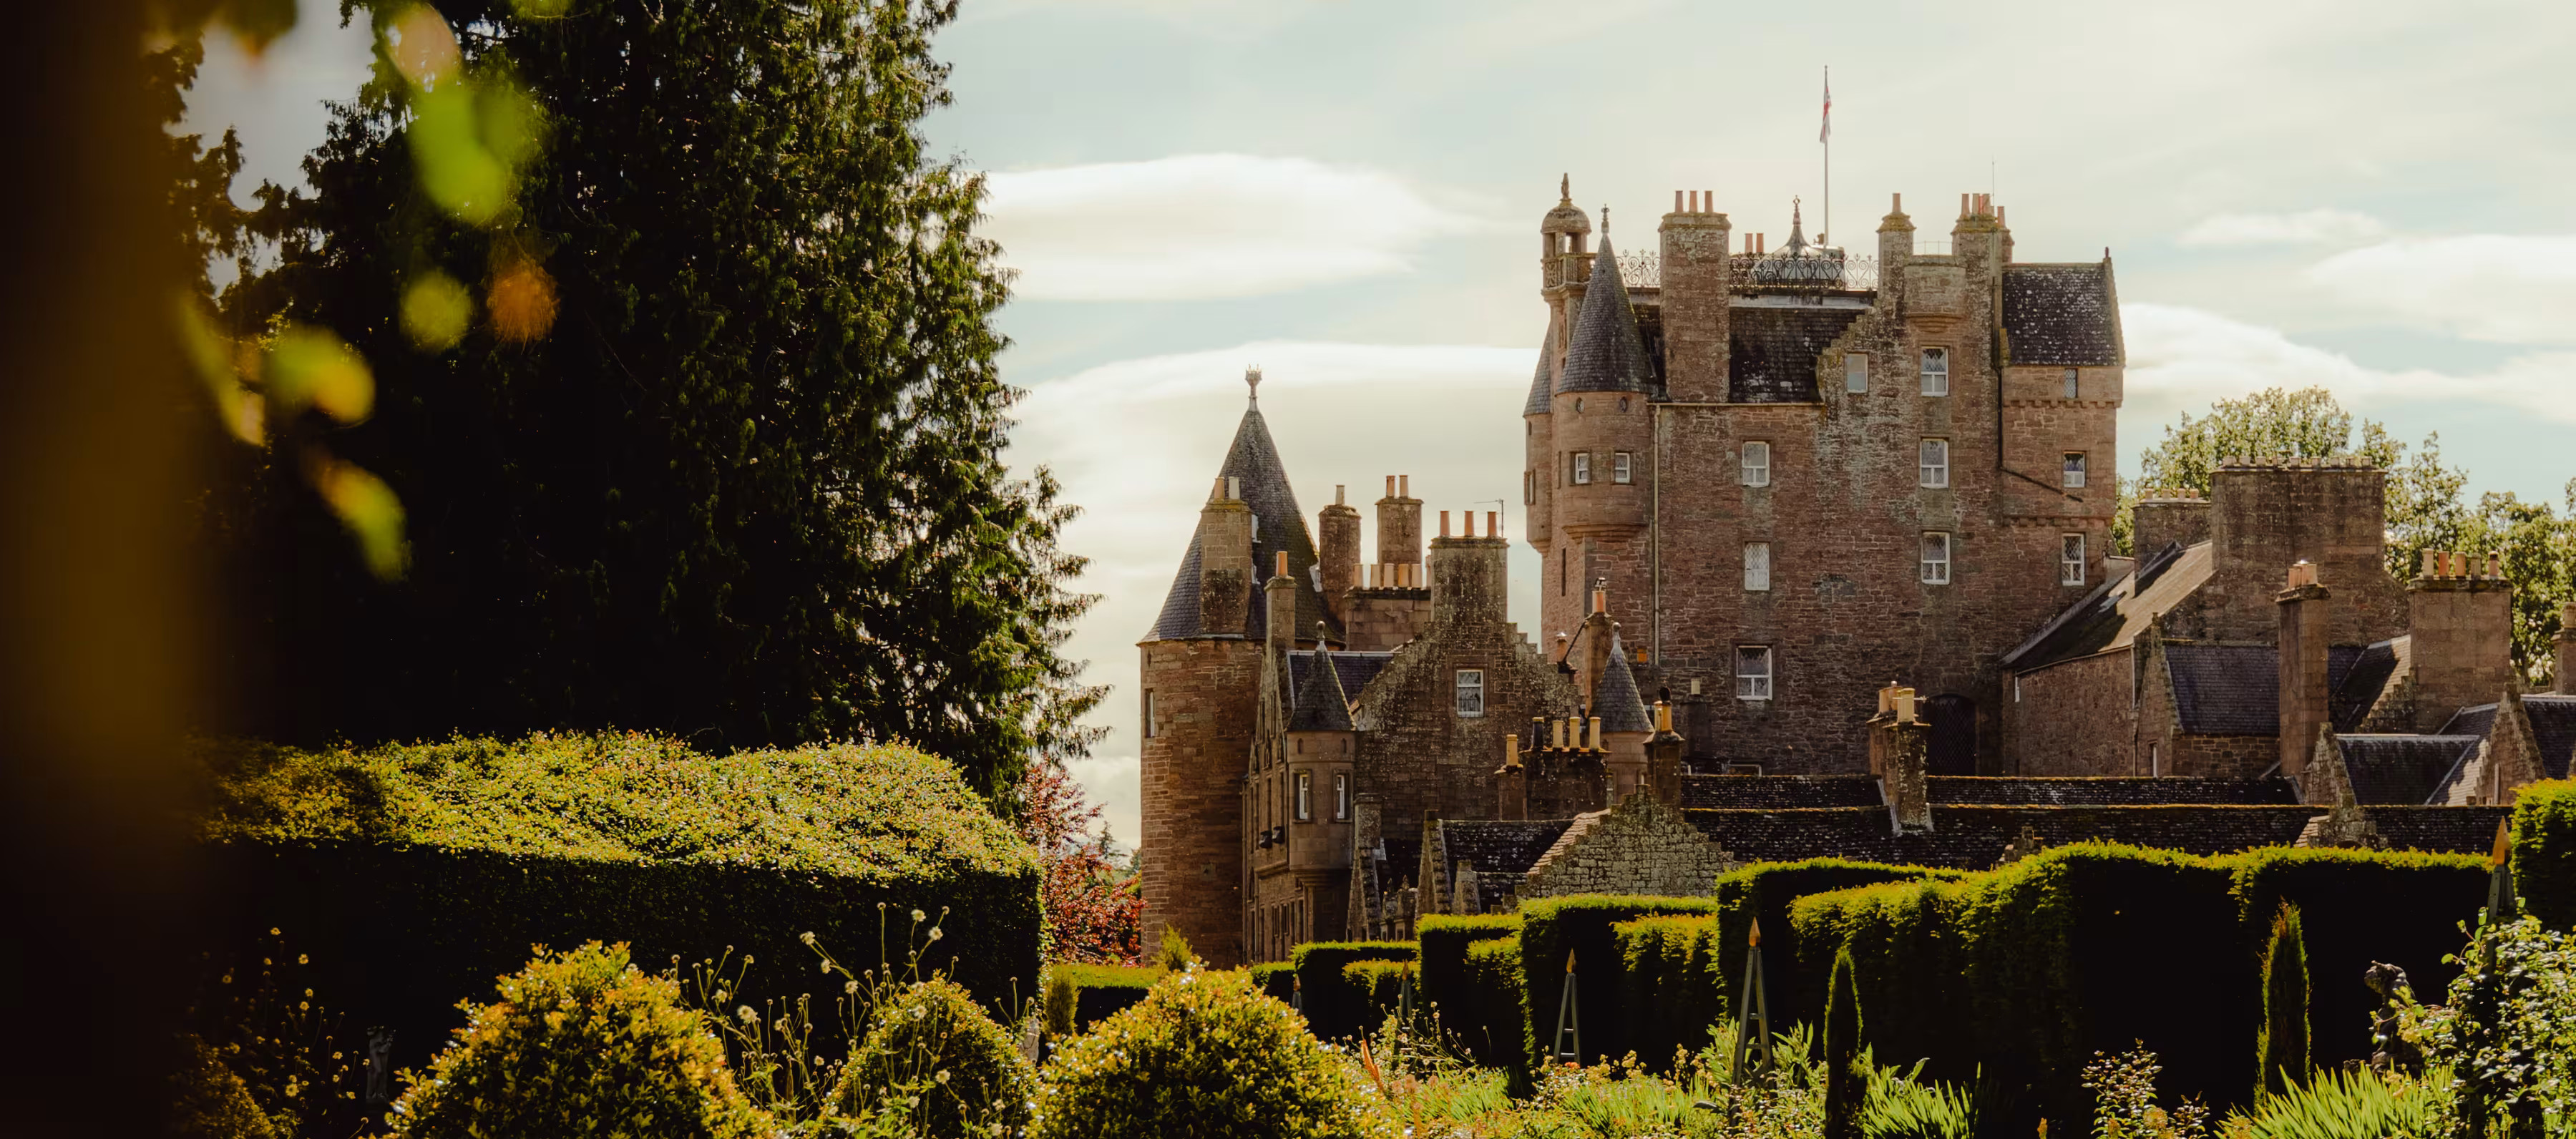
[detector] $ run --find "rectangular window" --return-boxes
[1920,348,1950,396]
[1455,669,1486,718]
[1734,645,1774,700]
[1744,542,1771,592]
[2062,451,2087,489]
[1612,451,1634,484]
[1295,771,1312,821]
[1919,439,1950,489]
[2064,367,2080,400]
[1334,773,1350,821]
[1741,441,1772,487]
[1844,352,1870,393]
[1523,469,1536,505]
[1571,452,1591,485]
[2062,533,2087,586]
[1142,690,1155,738]
[1921,532,1953,585]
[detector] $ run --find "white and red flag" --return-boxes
[1820,69,1832,142]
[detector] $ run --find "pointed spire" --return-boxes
[1146,392,1339,642]
[1782,198,1808,255]
[1554,238,1652,394]
[1524,309,1562,417]
[1289,625,1355,733]
[1594,631,1654,734]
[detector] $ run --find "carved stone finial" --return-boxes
[1244,366,1262,405]
[1560,173,1571,205]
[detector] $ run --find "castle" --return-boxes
[1138,182,2573,967]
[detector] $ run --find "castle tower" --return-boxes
[1523,310,1561,552]
[1539,175,1593,331]
[1594,630,1655,801]
[1139,371,1337,968]
[1543,231,1654,648]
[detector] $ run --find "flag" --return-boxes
[1820,69,1831,143]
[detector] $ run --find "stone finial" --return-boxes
[1560,172,1571,205]
[1245,366,1262,405]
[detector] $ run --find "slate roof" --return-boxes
[1680,775,1883,810]
[1146,401,1339,642]
[1594,632,1654,733]
[1439,818,1575,911]
[1293,649,1392,709]
[2441,695,2576,781]
[2167,645,2280,735]
[2368,806,2514,854]
[1556,238,1654,394]
[2001,263,2121,367]
[2005,542,2211,670]
[1928,777,2298,806]
[2331,735,2480,805]
[2332,639,2404,731]
[1287,643,1355,733]
[1727,304,1865,403]
[1524,311,1560,417]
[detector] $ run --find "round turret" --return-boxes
[1541,173,1591,258]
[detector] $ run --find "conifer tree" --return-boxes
[2258,902,2310,1097]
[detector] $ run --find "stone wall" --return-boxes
[2007,647,2137,775]
[1138,636,1262,967]
[1521,796,1735,899]
[2192,461,2404,646]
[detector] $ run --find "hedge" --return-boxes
[1416,914,1521,1037]
[1789,842,2495,1133]
[1459,935,1528,1073]
[192,733,1042,1077]
[1044,964,1163,1037]
[1250,962,1298,1006]
[1516,894,1722,1069]
[1289,941,1415,1041]
[2517,779,2576,930]
[1612,914,1722,1072]
[1342,959,1413,1027]
[1709,859,1961,1030]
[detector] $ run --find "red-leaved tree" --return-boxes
[1016,760,1142,964]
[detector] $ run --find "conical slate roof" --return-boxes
[1523,310,1561,417]
[1287,638,1355,733]
[1146,395,1340,642]
[1555,238,1652,394]
[1594,632,1654,733]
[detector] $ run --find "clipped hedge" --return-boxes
[1290,941,1415,1041]
[1043,964,1163,1037]
[1251,962,1298,1006]
[2517,779,2576,930]
[193,733,1042,1077]
[1459,935,1528,1072]
[1517,894,1722,1068]
[1342,959,1413,1025]
[1790,841,2497,1132]
[1710,859,1961,1029]
[1612,914,1724,1072]
[1416,914,1521,1034]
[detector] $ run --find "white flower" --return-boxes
[927,928,944,942]
[801,932,817,945]
[912,909,927,923]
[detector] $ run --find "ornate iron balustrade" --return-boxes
[1609,252,1881,291]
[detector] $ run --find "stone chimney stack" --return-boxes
[1647,700,1686,808]
[1318,485,1361,627]
[2276,562,2331,783]
[1197,476,1254,636]
[1867,683,1932,834]
[1658,190,1732,402]
[2133,487,2212,557]
[1264,550,1297,655]
[1428,524,1509,627]
[1496,734,1527,821]
[1376,475,1422,580]
[1875,193,1913,307]
[2406,550,2514,733]
[2557,602,2576,696]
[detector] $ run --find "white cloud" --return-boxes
[1007,340,1536,833]
[981,155,1491,301]
[2177,209,2387,248]
[2302,235,2576,345]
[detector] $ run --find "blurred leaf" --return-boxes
[488,258,558,343]
[408,83,512,227]
[173,293,265,445]
[476,76,545,172]
[510,0,572,18]
[384,4,461,91]
[401,273,473,351]
[267,326,374,424]
[303,451,409,580]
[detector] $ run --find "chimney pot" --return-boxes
[1960,192,1971,217]
[1275,550,1288,577]
[1440,511,1450,538]
[1385,475,1395,497]
[1674,190,1683,212]
[1487,511,1498,537]
[1335,484,1345,506]
[1400,474,1409,498]
[1892,192,1902,212]
[1226,475,1240,500]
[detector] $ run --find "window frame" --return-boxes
[2062,451,2087,489]
[1294,771,1313,821]
[2063,367,2080,400]
[2062,533,2087,587]
[1142,690,1155,738]
[1612,451,1634,484]
[1743,541,1772,592]
[1921,531,1953,585]
[1734,645,1774,701]
[1454,668,1486,718]
[1333,772,1350,821]
[1523,469,1536,505]
[1919,439,1951,489]
[1845,352,1870,393]
[1571,451,1591,486]
[1741,441,1772,487]
[1919,347,1951,396]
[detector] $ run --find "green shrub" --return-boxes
[1290,942,1415,1042]
[1415,914,1518,1036]
[2229,1066,2449,1139]
[167,1036,280,1139]
[195,733,1041,1078]
[1252,962,1298,1005]
[1342,960,1413,1025]
[1713,860,1961,1030]
[1611,913,1722,1072]
[2401,916,2576,1136]
[834,977,1034,1138]
[1516,894,1722,1067]
[2257,904,2309,1097]
[2224,846,2484,1072]
[1030,967,1392,1139]
[1042,964,1161,1038]
[386,942,771,1138]
[1458,936,1527,1075]
[2516,778,2576,930]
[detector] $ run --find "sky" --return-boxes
[190,0,2576,846]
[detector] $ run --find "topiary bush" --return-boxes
[1415,914,1518,1031]
[1516,894,1722,1068]
[386,942,771,1138]
[834,977,1034,1138]
[1043,964,1162,1039]
[1290,942,1415,1042]
[1458,936,1526,1073]
[1030,967,1393,1139]
[2256,903,2309,1097]
[1612,913,1722,1073]
[2515,778,2576,930]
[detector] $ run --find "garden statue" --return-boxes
[2363,961,2420,1072]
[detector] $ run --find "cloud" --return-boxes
[2301,235,2576,345]
[1006,340,1536,832]
[2177,209,2387,248]
[980,155,1491,301]
[2119,302,2576,440]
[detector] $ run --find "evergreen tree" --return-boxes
[1824,947,1865,1139]
[2258,903,2310,1098]
[210,0,1098,794]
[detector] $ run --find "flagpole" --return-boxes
[1821,66,1830,247]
